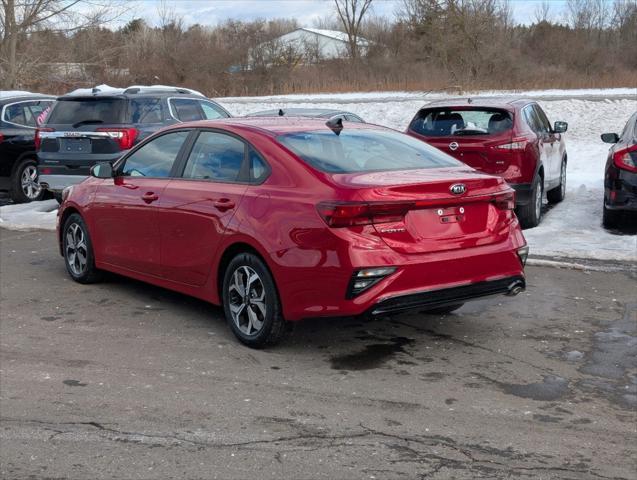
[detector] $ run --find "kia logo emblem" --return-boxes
[450,183,466,195]
[449,142,459,151]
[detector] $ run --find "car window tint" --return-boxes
[523,106,541,133]
[121,131,189,177]
[170,98,203,121]
[200,101,228,119]
[249,147,268,182]
[3,100,52,127]
[411,108,512,136]
[278,129,461,173]
[129,98,165,124]
[183,131,245,182]
[532,105,551,132]
[47,98,126,124]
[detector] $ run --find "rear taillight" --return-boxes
[613,145,637,173]
[492,191,515,210]
[317,201,414,228]
[496,137,528,151]
[35,128,53,150]
[96,127,139,150]
[0,133,3,143]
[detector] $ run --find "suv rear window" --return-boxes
[47,97,126,124]
[277,129,461,173]
[410,108,513,137]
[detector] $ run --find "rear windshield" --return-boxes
[410,108,513,137]
[47,97,126,125]
[277,129,462,173]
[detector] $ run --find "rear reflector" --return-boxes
[613,144,637,173]
[496,138,527,151]
[317,201,413,227]
[96,127,139,150]
[35,128,53,150]
[347,267,397,298]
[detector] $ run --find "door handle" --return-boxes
[213,198,235,211]
[142,192,159,204]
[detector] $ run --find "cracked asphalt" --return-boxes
[1,228,636,479]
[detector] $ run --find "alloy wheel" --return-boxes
[65,223,88,276]
[228,266,267,336]
[535,182,543,220]
[21,165,42,200]
[560,163,566,197]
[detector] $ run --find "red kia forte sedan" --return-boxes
[57,117,528,347]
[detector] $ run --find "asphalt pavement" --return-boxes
[0,229,636,479]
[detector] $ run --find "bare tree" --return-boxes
[334,0,373,59]
[0,0,120,89]
[533,0,551,24]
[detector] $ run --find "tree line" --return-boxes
[1,0,636,96]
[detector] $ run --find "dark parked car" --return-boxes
[37,86,231,198]
[407,98,568,228]
[58,117,527,348]
[601,112,637,228]
[0,92,55,202]
[249,107,364,123]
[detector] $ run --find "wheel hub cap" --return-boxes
[228,266,266,336]
[65,223,88,275]
[21,165,42,200]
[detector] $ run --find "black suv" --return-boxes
[37,86,231,198]
[601,112,637,228]
[0,92,55,202]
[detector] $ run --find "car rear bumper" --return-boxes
[39,174,87,193]
[369,275,525,316]
[510,183,532,206]
[605,170,637,211]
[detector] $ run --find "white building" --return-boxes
[254,28,370,65]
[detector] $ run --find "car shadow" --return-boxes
[603,212,637,235]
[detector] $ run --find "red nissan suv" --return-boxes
[407,98,568,228]
[57,117,527,347]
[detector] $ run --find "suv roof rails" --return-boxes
[122,86,202,96]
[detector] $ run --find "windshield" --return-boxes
[277,129,462,173]
[410,108,513,137]
[47,98,126,125]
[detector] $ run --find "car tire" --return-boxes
[602,204,622,229]
[516,174,543,229]
[10,158,44,203]
[222,253,287,348]
[62,213,103,284]
[422,303,464,315]
[547,159,566,204]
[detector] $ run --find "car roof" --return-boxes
[249,108,357,118]
[421,97,534,110]
[58,85,207,100]
[0,92,55,104]
[171,116,385,136]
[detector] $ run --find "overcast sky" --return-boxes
[115,0,577,28]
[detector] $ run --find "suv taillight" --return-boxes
[0,133,3,144]
[495,137,528,151]
[317,201,414,228]
[613,144,637,173]
[96,127,139,150]
[34,128,53,150]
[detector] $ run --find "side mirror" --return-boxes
[90,162,113,179]
[601,133,619,144]
[553,121,568,134]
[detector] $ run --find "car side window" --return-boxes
[182,131,246,182]
[249,147,269,183]
[170,98,204,122]
[522,106,541,134]
[3,100,53,127]
[200,101,228,119]
[532,105,551,133]
[121,130,190,177]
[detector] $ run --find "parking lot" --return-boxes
[1,228,635,479]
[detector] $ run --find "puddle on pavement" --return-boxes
[330,336,414,371]
[500,375,570,401]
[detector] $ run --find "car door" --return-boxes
[90,129,192,276]
[522,105,551,183]
[158,130,251,286]
[532,104,560,182]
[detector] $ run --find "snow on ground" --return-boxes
[1,88,635,262]
[0,199,57,231]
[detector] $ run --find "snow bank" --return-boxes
[0,200,57,231]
